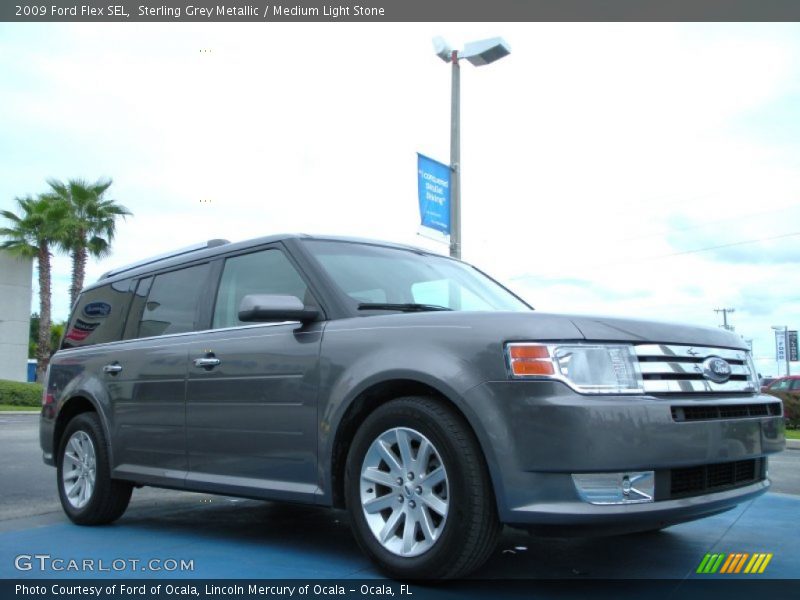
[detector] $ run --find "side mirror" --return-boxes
[238,294,319,323]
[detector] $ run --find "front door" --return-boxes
[185,246,322,502]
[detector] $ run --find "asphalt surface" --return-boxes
[1,413,798,579]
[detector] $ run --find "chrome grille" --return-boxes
[634,344,757,394]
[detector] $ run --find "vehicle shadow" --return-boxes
[115,491,722,579]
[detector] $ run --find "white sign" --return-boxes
[775,330,787,362]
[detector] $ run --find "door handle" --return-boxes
[103,363,123,375]
[193,357,221,369]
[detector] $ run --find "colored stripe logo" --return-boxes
[696,553,772,574]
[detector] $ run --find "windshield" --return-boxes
[303,240,531,313]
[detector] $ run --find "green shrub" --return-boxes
[0,380,43,407]
[783,395,800,429]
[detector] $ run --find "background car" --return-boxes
[763,376,800,428]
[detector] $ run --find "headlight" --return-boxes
[505,342,644,394]
[745,352,760,390]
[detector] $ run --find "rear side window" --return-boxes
[122,277,152,339]
[62,279,133,349]
[134,263,210,338]
[212,249,309,329]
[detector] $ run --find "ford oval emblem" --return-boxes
[83,301,112,318]
[702,356,732,384]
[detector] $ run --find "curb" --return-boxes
[787,439,800,450]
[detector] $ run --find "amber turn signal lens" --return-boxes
[509,345,550,360]
[511,360,555,376]
[508,344,554,377]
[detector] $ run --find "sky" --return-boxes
[0,22,798,376]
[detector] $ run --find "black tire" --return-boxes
[345,396,500,579]
[57,412,132,525]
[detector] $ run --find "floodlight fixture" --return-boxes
[433,36,453,62]
[461,37,512,66]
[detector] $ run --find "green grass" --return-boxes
[785,429,800,440]
[0,404,39,412]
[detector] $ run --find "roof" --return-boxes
[87,233,439,291]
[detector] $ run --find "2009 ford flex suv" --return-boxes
[40,234,785,578]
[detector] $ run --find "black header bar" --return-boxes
[4,0,800,22]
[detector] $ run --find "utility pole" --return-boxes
[433,36,511,259]
[449,49,461,259]
[714,308,736,331]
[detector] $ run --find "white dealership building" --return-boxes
[0,250,33,382]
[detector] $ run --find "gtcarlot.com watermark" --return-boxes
[14,554,194,573]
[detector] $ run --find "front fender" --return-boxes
[316,333,504,507]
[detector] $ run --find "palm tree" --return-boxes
[46,178,132,306]
[1,195,69,380]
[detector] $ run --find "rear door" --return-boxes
[109,263,212,486]
[184,245,323,502]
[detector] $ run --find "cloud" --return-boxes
[511,275,652,304]
[1,22,799,379]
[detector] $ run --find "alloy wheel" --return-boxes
[359,427,449,557]
[61,431,97,509]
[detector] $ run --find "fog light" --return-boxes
[572,471,654,504]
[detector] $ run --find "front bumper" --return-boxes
[462,380,785,530]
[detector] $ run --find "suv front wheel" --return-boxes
[345,396,500,579]
[57,412,132,525]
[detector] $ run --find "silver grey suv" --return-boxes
[40,235,785,578]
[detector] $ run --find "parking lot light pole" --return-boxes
[771,325,790,376]
[433,36,511,259]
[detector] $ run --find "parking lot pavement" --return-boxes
[1,414,798,580]
[1,492,798,579]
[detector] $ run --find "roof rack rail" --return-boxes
[98,239,230,280]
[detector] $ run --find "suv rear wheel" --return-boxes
[57,412,132,525]
[345,396,500,579]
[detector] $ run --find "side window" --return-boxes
[772,379,791,391]
[212,249,310,329]
[790,380,800,391]
[62,279,133,349]
[122,277,152,339]
[135,263,210,338]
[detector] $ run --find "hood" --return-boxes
[349,310,746,350]
[563,313,746,349]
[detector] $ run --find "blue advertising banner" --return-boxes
[417,153,451,235]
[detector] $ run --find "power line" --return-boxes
[513,229,800,282]
[616,201,800,244]
[654,230,800,260]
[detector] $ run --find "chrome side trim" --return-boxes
[56,321,301,354]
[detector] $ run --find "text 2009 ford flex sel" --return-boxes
[40,235,785,578]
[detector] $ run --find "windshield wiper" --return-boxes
[357,303,453,312]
